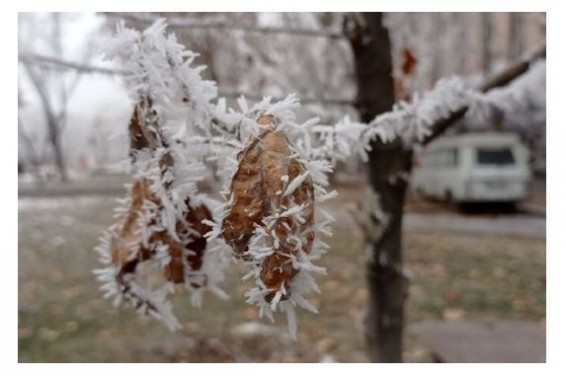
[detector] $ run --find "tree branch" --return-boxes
[102,12,345,40]
[19,53,356,107]
[218,90,354,107]
[479,47,546,92]
[421,45,546,146]
[19,52,128,76]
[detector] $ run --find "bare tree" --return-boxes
[346,12,544,362]
[19,13,95,181]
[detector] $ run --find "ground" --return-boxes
[18,179,546,362]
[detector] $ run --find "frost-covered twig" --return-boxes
[95,19,232,330]
[421,46,545,145]
[103,12,345,40]
[478,60,546,120]
[309,47,545,160]
[308,76,474,161]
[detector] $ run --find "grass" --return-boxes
[18,194,545,362]
[405,232,545,323]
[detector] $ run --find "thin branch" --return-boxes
[19,53,356,107]
[102,12,345,40]
[21,61,58,133]
[480,47,546,92]
[19,52,128,76]
[57,42,97,134]
[421,45,546,146]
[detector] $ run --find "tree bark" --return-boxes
[346,12,410,363]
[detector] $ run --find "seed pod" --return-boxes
[222,115,315,302]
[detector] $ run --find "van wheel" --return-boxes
[502,201,517,213]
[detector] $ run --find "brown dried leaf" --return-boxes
[128,103,150,159]
[160,200,213,287]
[222,115,315,302]
[184,202,213,288]
[110,178,156,276]
[114,101,213,287]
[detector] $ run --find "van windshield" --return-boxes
[476,148,515,166]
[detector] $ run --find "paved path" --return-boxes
[409,321,546,363]
[325,203,545,239]
[404,212,545,239]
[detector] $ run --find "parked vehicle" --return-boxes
[411,132,531,204]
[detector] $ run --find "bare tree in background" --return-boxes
[482,13,494,75]
[19,13,95,181]
[18,91,39,173]
[510,13,526,60]
[455,13,469,75]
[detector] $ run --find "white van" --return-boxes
[411,132,531,204]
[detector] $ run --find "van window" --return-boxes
[476,148,515,166]
[422,148,458,168]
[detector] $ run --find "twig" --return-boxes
[19,52,128,76]
[421,45,546,146]
[219,90,354,107]
[102,12,345,40]
[18,53,356,107]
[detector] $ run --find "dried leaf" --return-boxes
[222,115,315,302]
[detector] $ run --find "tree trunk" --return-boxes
[346,12,410,363]
[44,102,68,182]
[50,128,68,182]
[22,62,69,182]
[346,11,543,363]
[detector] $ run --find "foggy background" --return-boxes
[18,12,546,363]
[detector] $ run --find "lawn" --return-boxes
[18,193,545,362]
